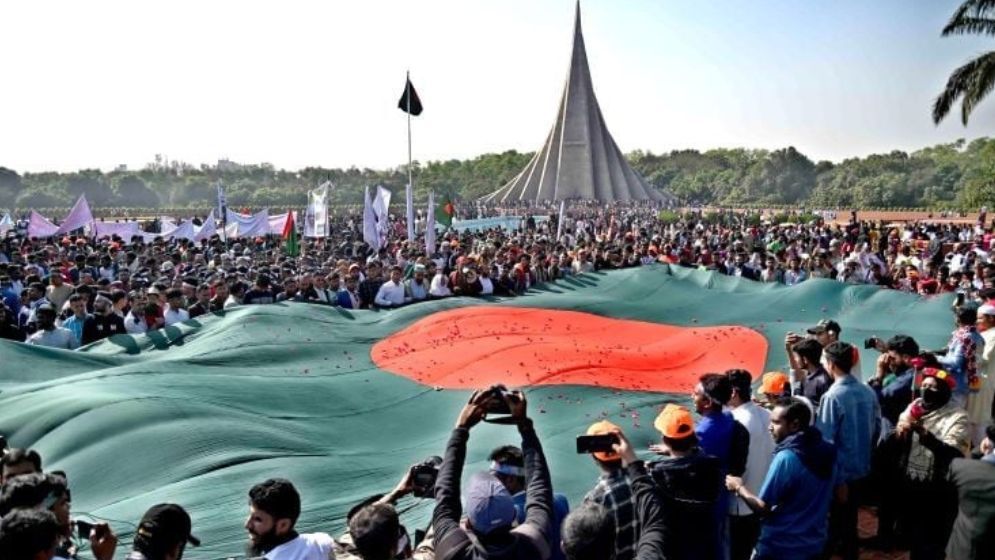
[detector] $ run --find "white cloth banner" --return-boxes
[363,186,380,251]
[193,211,217,242]
[28,211,59,238]
[225,209,270,238]
[0,213,15,234]
[269,211,294,237]
[56,195,95,236]
[169,220,197,241]
[305,182,330,238]
[374,186,391,245]
[95,221,141,239]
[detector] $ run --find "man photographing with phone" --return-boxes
[432,386,554,560]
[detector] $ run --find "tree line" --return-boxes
[1,137,993,212]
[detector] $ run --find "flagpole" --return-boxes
[406,70,414,240]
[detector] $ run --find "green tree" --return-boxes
[933,0,995,124]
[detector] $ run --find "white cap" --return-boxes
[979,303,995,317]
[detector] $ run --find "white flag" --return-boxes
[313,182,330,238]
[425,191,437,256]
[373,185,392,245]
[363,186,381,251]
[304,189,316,238]
[556,200,566,240]
[405,183,415,240]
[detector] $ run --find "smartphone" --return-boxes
[76,520,94,540]
[576,433,618,454]
[956,292,966,306]
[863,337,880,350]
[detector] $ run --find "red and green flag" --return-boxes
[0,266,956,555]
[283,210,299,257]
[436,195,455,227]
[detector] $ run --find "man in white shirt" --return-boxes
[163,289,190,327]
[245,478,335,560]
[374,266,409,308]
[726,369,775,560]
[26,304,78,350]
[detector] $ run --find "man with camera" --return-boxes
[867,335,920,433]
[580,420,638,560]
[0,472,118,560]
[336,466,436,560]
[126,504,200,560]
[432,387,553,560]
[562,429,665,560]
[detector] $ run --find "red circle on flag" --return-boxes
[371,307,768,393]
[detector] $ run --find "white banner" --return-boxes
[373,185,391,246]
[225,209,271,238]
[305,182,330,238]
[193,210,217,242]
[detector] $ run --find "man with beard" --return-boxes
[125,504,199,560]
[82,297,126,344]
[244,478,334,560]
[25,304,77,349]
[725,398,837,560]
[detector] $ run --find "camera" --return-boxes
[482,384,513,415]
[864,337,881,350]
[75,520,94,540]
[575,433,618,454]
[409,456,443,498]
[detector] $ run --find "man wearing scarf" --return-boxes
[934,305,984,408]
[725,397,837,560]
[877,369,969,559]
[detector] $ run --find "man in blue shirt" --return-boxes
[726,397,837,560]
[692,373,750,560]
[817,341,880,560]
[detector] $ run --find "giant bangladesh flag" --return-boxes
[0,266,956,557]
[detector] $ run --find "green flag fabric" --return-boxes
[0,266,957,558]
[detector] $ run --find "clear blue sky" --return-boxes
[1,0,993,172]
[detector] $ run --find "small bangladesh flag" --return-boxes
[283,210,299,257]
[436,196,455,227]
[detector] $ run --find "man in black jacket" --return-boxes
[433,389,553,560]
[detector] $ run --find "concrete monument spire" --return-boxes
[483,2,668,203]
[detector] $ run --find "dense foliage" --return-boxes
[2,138,994,211]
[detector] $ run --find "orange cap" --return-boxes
[653,404,695,439]
[760,371,790,396]
[586,420,621,461]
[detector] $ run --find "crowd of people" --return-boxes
[2,203,995,559]
[1,203,995,349]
